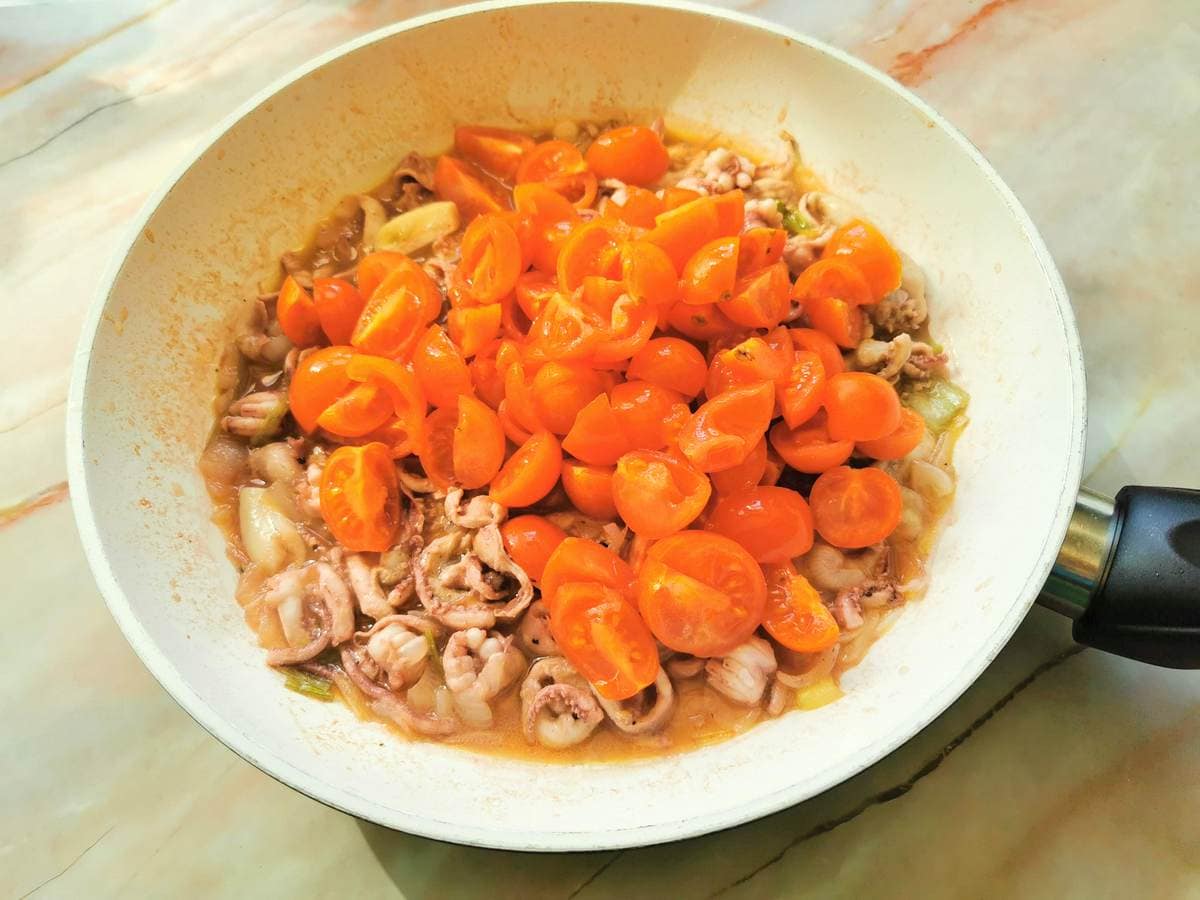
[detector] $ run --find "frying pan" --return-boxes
[66,0,1200,851]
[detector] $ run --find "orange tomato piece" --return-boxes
[626,337,707,399]
[517,139,588,184]
[710,436,769,495]
[549,582,660,700]
[738,227,787,276]
[350,256,442,359]
[526,291,605,362]
[809,465,903,548]
[857,406,926,460]
[585,125,669,185]
[612,450,711,539]
[824,219,902,300]
[515,270,558,321]
[497,399,535,445]
[778,350,826,429]
[499,514,567,583]
[592,292,657,365]
[705,485,814,563]
[453,213,523,304]
[621,240,678,311]
[561,460,618,520]
[676,381,775,473]
[541,537,636,613]
[513,184,579,273]
[762,566,840,653]
[417,406,457,489]
[452,394,506,489]
[433,155,509,222]
[604,185,664,228]
[790,327,845,376]
[356,251,410,301]
[446,304,502,359]
[319,442,400,552]
[791,257,873,308]
[723,261,791,328]
[609,380,690,451]
[706,336,789,399]
[562,393,628,466]
[276,275,322,347]
[803,294,864,349]
[489,431,563,507]
[312,277,366,346]
[665,300,735,341]
[344,354,427,455]
[644,195,721,273]
[635,531,766,656]
[502,360,544,434]
[680,235,739,306]
[412,325,474,409]
[823,371,901,442]
[768,410,854,474]
[289,346,355,432]
[557,220,625,293]
[316,380,393,438]
[468,341,505,409]
[711,189,746,235]
[661,187,701,210]
[454,124,535,181]
[532,361,610,435]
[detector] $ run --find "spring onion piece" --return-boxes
[284,669,334,700]
[795,676,843,711]
[903,378,970,433]
[777,201,811,236]
[373,201,460,254]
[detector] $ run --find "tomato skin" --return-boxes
[609,380,690,451]
[289,345,357,433]
[454,125,536,181]
[723,261,791,328]
[809,465,903,549]
[585,126,669,186]
[778,350,827,429]
[412,325,474,409]
[635,531,767,657]
[645,195,721,273]
[790,327,845,376]
[768,410,854,474]
[529,361,609,436]
[824,219,902,300]
[276,276,323,347]
[737,227,787,275]
[792,257,873,308]
[452,394,506,489]
[489,431,563,508]
[710,437,768,495]
[665,300,736,341]
[356,251,410,301]
[350,255,442,359]
[417,406,458,489]
[561,460,619,520]
[823,372,901,442]
[434,155,509,222]
[612,450,711,539]
[562,393,628,466]
[343,355,427,456]
[319,442,400,552]
[517,140,597,209]
[705,485,815,563]
[557,220,625,293]
[621,241,678,311]
[680,236,739,306]
[447,304,502,358]
[500,514,567,582]
[627,337,707,399]
[677,381,775,473]
[452,214,523,305]
[541,537,636,614]
[605,186,664,228]
[857,406,927,460]
[803,294,864,349]
[706,336,789,399]
[762,566,840,653]
[549,582,660,700]
[311,277,366,346]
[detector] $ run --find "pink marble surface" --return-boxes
[3,1,1197,897]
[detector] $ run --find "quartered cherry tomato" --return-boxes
[611,450,711,539]
[549,581,660,700]
[454,124,536,181]
[626,337,708,399]
[276,276,322,347]
[762,565,840,653]
[499,514,567,582]
[676,381,775,472]
[585,125,669,186]
[489,430,563,507]
[350,255,442,358]
[705,485,815,563]
[319,442,399,552]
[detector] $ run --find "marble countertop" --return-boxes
[4,1,1198,896]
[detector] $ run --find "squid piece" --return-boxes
[593,669,675,735]
[442,628,526,728]
[520,657,603,749]
[705,637,777,706]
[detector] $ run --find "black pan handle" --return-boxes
[1039,486,1200,667]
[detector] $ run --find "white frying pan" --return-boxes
[66,0,1200,852]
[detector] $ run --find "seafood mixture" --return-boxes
[202,118,968,757]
